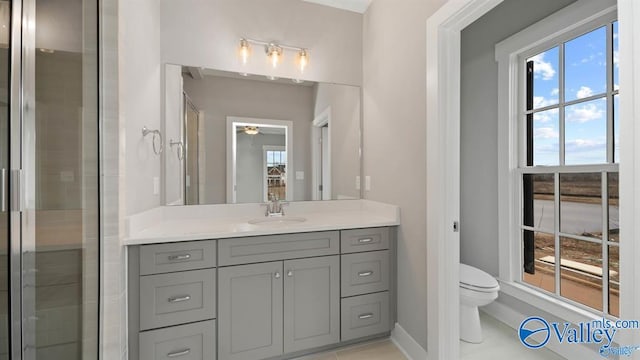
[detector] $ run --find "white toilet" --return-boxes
[459,263,500,343]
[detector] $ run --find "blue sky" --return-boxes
[529,22,619,166]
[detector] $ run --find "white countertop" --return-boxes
[124,200,400,245]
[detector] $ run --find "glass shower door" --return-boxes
[18,0,100,358]
[0,2,10,359]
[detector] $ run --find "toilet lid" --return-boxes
[460,263,499,290]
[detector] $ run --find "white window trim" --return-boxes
[496,0,617,322]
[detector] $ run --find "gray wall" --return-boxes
[460,0,576,275]
[313,83,361,200]
[160,0,363,86]
[362,0,447,350]
[183,75,314,204]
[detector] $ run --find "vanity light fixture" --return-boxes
[266,43,283,68]
[237,38,310,72]
[239,38,251,65]
[244,126,260,135]
[297,49,309,73]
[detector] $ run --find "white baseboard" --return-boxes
[483,301,598,360]
[391,323,427,360]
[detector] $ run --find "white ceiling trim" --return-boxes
[301,0,373,14]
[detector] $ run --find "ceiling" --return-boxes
[301,0,373,14]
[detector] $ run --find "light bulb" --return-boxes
[270,50,279,68]
[298,50,309,73]
[267,44,282,68]
[239,39,250,65]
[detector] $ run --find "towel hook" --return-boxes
[169,139,185,161]
[142,126,164,155]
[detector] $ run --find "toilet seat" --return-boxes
[459,263,499,292]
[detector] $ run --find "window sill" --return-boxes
[497,280,607,325]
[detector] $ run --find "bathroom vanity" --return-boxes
[125,200,399,360]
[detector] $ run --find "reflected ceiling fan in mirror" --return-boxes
[238,126,261,135]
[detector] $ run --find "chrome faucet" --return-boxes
[265,193,288,217]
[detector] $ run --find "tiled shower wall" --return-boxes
[100,0,127,358]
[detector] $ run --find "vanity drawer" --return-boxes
[218,231,339,266]
[340,228,389,254]
[140,269,216,330]
[139,320,216,360]
[139,240,217,275]
[341,292,390,341]
[341,251,389,297]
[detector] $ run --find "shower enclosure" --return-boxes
[2,0,100,359]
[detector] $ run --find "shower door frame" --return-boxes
[7,0,103,358]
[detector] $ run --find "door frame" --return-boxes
[426,0,640,358]
[226,116,293,203]
[311,106,330,200]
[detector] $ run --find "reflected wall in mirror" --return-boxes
[163,66,361,205]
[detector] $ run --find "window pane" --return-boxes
[565,27,607,102]
[560,237,603,311]
[613,21,619,91]
[522,230,555,294]
[560,173,602,239]
[614,94,620,163]
[608,173,619,243]
[609,244,619,317]
[565,98,607,165]
[523,174,555,233]
[532,109,559,166]
[528,47,559,110]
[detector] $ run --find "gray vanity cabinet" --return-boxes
[130,227,396,360]
[283,256,340,353]
[218,262,284,360]
[218,255,341,360]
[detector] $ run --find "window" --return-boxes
[264,148,287,201]
[520,19,619,316]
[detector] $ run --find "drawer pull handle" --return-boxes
[358,271,373,277]
[168,295,191,303]
[167,349,191,357]
[168,254,191,261]
[358,238,373,244]
[358,313,374,320]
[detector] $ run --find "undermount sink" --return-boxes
[248,216,307,225]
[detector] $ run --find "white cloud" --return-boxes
[534,127,559,139]
[533,106,558,123]
[576,86,593,99]
[551,88,559,96]
[533,96,556,109]
[566,102,604,123]
[529,53,556,80]
[614,50,619,69]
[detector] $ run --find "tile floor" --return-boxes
[460,312,565,360]
[294,339,407,360]
[294,312,566,360]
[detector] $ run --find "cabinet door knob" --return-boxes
[167,348,191,357]
[275,272,281,279]
[287,270,293,277]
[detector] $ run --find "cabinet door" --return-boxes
[218,262,283,360]
[284,256,340,353]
